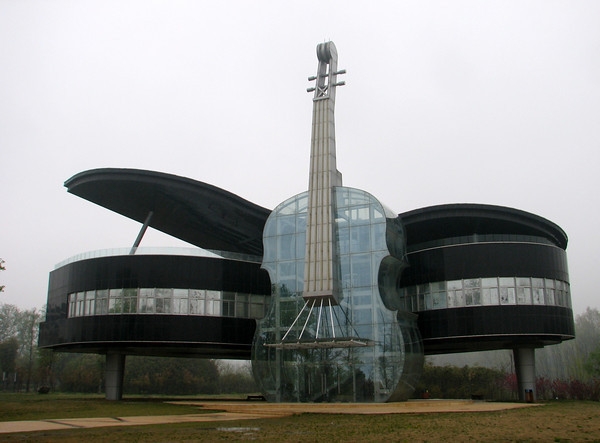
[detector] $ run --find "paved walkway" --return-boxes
[0,400,540,434]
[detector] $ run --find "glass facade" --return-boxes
[67,288,269,319]
[252,187,423,402]
[399,277,571,312]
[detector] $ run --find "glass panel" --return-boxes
[372,205,385,220]
[236,293,249,317]
[448,290,465,307]
[432,292,447,309]
[249,300,264,318]
[277,235,296,261]
[189,289,204,314]
[545,288,556,305]
[447,280,462,291]
[138,288,153,313]
[424,293,433,310]
[277,214,296,235]
[532,287,544,305]
[465,289,481,306]
[351,254,372,287]
[350,225,371,253]
[206,290,221,316]
[532,278,544,288]
[489,288,499,305]
[141,296,154,313]
[109,289,122,314]
[464,279,479,289]
[263,217,277,238]
[123,288,138,313]
[68,293,77,317]
[500,287,516,304]
[371,223,386,250]
[482,288,492,305]
[481,278,497,288]
[349,205,371,224]
[517,287,531,304]
[173,288,188,298]
[430,281,445,291]
[278,262,297,293]
[173,296,189,314]
[155,288,172,298]
[84,291,95,316]
[481,288,498,305]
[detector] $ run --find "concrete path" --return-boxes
[0,400,540,434]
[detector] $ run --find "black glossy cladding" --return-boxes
[39,315,257,358]
[48,254,269,297]
[400,204,568,249]
[40,255,271,357]
[65,169,271,256]
[400,243,569,287]
[395,203,574,355]
[418,305,575,354]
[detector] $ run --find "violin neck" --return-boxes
[303,42,345,304]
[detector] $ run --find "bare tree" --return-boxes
[0,259,5,292]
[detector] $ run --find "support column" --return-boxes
[513,347,536,402]
[105,352,126,401]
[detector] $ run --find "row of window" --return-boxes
[399,277,571,312]
[67,288,270,319]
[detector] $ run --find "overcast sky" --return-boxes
[1,1,598,315]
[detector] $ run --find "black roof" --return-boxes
[65,168,270,256]
[399,203,568,249]
[66,170,568,256]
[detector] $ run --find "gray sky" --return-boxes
[1,1,599,315]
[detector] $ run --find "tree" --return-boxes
[0,303,44,392]
[0,259,5,292]
[217,361,258,394]
[15,308,41,392]
[584,346,600,378]
[0,303,19,342]
[124,356,220,395]
[59,354,104,393]
[0,337,18,390]
[414,362,507,400]
[536,307,600,381]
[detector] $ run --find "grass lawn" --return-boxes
[0,393,206,421]
[0,394,599,442]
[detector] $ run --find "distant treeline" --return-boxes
[1,303,600,398]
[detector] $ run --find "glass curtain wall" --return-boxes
[252,188,423,402]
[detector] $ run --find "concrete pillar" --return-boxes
[513,347,536,402]
[105,353,126,401]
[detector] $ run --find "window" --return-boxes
[109,289,123,313]
[222,292,235,317]
[173,289,189,314]
[96,289,108,315]
[206,290,221,316]
[249,295,264,318]
[155,288,172,314]
[68,293,77,318]
[189,289,204,315]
